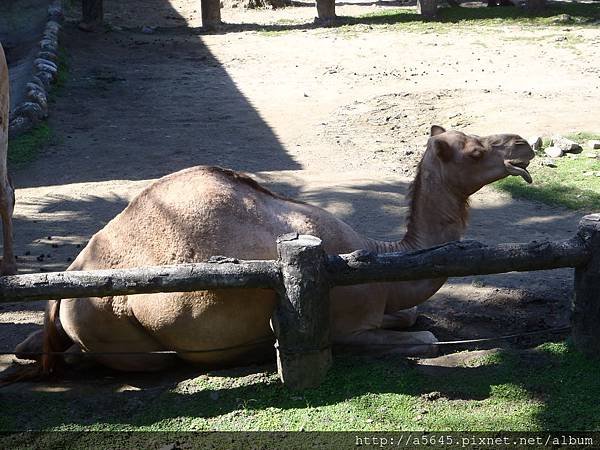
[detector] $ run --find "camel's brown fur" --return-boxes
[16,126,534,374]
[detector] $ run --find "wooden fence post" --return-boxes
[573,214,600,357]
[316,0,336,24]
[273,234,332,390]
[81,0,103,28]
[417,0,437,19]
[201,0,222,30]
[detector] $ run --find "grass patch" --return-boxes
[354,1,599,29]
[7,124,54,168]
[2,342,600,436]
[496,132,600,210]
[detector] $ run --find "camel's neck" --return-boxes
[367,156,469,254]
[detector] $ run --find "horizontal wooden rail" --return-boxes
[0,259,280,303]
[0,236,592,303]
[328,236,591,286]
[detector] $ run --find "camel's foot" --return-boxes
[14,329,44,361]
[336,329,439,358]
[382,307,418,330]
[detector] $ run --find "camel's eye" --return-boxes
[469,148,484,160]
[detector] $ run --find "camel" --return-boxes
[15,126,534,374]
[0,44,17,275]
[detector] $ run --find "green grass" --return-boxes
[496,132,600,210]
[2,341,600,438]
[355,1,600,28]
[7,123,55,168]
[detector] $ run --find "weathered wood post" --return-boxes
[201,0,222,30]
[81,0,103,29]
[417,0,438,19]
[315,0,336,24]
[272,234,332,390]
[573,214,600,357]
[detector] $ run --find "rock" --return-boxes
[46,21,61,33]
[34,58,58,70]
[541,158,557,167]
[527,136,543,151]
[588,140,600,149]
[40,38,58,53]
[38,51,58,62]
[141,26,156,34]
[544,146,563,158]
[12,102,46,122]
[26,90,48,114]
[8,116,33,136]
[551,135,583,153]
[36,71,55,88]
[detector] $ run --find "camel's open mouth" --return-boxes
[505,160,532,184]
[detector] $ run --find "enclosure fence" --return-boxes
[1,214,599,390]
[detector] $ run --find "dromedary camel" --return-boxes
[15,126,534,373]
[0,44,17,275]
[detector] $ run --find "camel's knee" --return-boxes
[14,329,44,361]
[382,306,418,329]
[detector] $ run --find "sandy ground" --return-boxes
[1,0,598,379]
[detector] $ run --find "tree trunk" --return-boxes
[316,0,336,23]
[572,214,600,357]
[527,0,545,11]
[81,0,103,27]
[272,234,332,390]
[417,0,438,19]
[201,0,222,30]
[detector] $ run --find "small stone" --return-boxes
[141,25,156,34]
[12,102,45,122]
[38,51,58,62]
[551,135,583,153]
[8,115,33,136]
[588,140,600,149]
[541,158,557,167]
[36,71,55,88]
[527,136,543,151]
[544,146,563,158]
[34,58,58,70]
[26,90,48,113]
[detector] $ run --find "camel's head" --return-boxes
[426,125,535,196]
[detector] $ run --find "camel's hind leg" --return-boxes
[335,328,438,357]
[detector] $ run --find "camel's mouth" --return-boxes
[505,160,532,184]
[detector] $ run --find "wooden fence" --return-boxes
[1,214,599,389]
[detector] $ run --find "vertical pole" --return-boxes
[81,0,103,28]
[273,234,332,390]
[201,0,222,30]
[417,0,437,19]
[573,214,600,356]
[315,0,336,24]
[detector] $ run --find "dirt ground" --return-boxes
[1,0,598,382]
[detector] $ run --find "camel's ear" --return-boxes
[434,137,454,162]
[430,125,446,136]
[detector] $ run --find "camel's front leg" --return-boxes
[335,328,438,357]
[381,306,418,330]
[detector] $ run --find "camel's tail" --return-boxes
[41,299,69,375]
